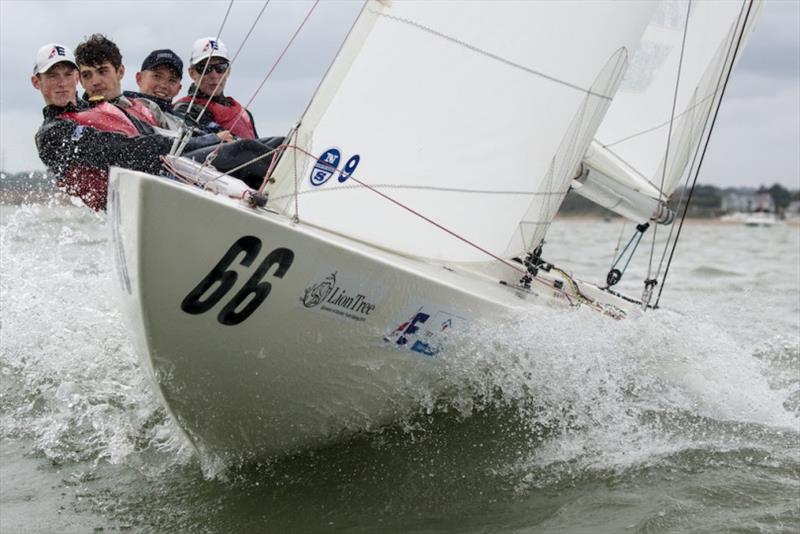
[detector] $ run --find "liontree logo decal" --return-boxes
[301,272,336,308]
[299,271,377,321]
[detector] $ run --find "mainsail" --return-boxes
[577,0,762,223]
[268,1,655,263]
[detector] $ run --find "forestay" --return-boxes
[584,0,762,222]
[268,0,654,263]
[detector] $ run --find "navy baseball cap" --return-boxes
[140,49,183,77]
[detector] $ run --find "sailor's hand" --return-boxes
[216,130,234,143]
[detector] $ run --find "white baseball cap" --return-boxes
[33,43,78,75]
[189,37,230,66]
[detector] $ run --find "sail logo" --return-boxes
[383,307,466,357]
[309,147,361,187]
[309,148,340,186]
[300,271,377,322]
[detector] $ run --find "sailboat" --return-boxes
[108,0,760,463]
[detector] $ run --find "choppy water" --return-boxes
[1,201,798,533]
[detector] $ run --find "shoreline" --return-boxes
[555,213,800,226]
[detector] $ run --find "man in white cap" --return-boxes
[30,43,79,108]
[173,37,259,139]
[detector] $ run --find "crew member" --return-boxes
[173,37,259,139]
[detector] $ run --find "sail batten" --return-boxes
[269,1,655,263]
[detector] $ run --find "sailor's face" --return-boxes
[79,61,124,100]
[190,59,229,97]
[31,63,78,107]
[136,65,182,101]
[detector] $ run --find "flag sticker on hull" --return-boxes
[383,306,467,357]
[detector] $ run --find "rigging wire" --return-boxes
[269,143,615,316]
[180,0,320,176]
[191,0,273,130]
[651,3,745,298]
[229,0,321,134]
[610,220,628,270]
[186,0,320,174]
[655,0,754,308]
[642,0,692,308]
[170,0,235,156]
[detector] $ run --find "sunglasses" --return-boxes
[195,61,229,74]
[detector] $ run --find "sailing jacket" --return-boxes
[35,101,174,211]
[174,86,258,140]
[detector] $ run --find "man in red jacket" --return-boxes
[173,37,259,139]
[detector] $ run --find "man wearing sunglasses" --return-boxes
[173,37,259,140]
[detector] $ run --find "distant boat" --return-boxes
[744,212,777,227]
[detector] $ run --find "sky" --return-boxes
[0,0,798,189]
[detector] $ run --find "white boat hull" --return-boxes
[108,168,637,462]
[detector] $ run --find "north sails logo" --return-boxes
[301,272,376,321]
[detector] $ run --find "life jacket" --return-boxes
[176,95,257,139]
[59,102,139,137]
[117,97,159,128]
[56,102,143,211]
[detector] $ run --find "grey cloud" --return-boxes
[735,0,800,81]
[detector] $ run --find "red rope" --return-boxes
[227,0,321,136]
[277,144,527,275]
[268,144,618,315]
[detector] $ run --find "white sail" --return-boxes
[586,0,762,220]
[268,1,655,263]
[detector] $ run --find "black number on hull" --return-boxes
[218,247,294,325]
[181,236,294,325]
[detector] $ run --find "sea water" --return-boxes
[1,201,798,533]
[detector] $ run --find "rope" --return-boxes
[655,0,753,307]
[600,91,716,150]
[610,221,627,270]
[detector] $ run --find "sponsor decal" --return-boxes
[309,148,361,186]
[383,306,466,357]
[203,40,219,52]
[309,148,340,187]
[300,271,378,322]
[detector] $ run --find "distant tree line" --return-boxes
[561,182,799,218]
